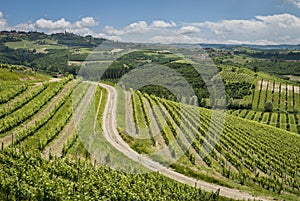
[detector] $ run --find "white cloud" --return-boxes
[1,10,300,44]
[280,0,300,9]
[31,17,99,32]
[150,20,176,28]
[291,0,300,8]
[150,35,195,44]
[125,21,148,33]
[12,22,35,31]
[103,26,124,35]
[0,11,8,30]
[179,26,201,34]
[187,13,300,44]
[36,18,71,29]
[256,13,300,28]
[6,16,100,37]
[75,17,98,27]
[96,32,122,41]
[103,20,177,38]
[199,19,266,35]
[99,14,300,44]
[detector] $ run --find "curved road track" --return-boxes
[100,83,271,201]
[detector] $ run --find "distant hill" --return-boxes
[199,43,300,50]
[0,31,106,75]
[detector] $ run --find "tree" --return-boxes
[264,101,273,112]
[253,66,258,73]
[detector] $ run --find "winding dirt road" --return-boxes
[100,83,271,201]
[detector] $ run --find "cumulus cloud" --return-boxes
[150,20,176,28]
[150,35,195,44]
[6,16,100,36]
[291,0,300,8]
[179,26,201,34]
[36,18,71,29]
[99,14,300,44]
[12,22,35,31]
[1,10,300,44]
[0,11,8,30]
[35,17,99,31]
[75,17,98,27]
[185,13,300,44]
[103,20,176,38]
[103,25,124,35]
[125,21,148,33]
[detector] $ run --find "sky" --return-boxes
[1,0,300,44]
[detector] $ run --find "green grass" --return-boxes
[270,113,278,126]
[295,87,300,111]
[258,90,267,109]
[290,125,298,133]
[5,40,66,53]
[122,91,300,200]
[71,47,92,54]
[287,89,294,112]
[261,112,270,124]
[245,110,255,120]
[116,86,126,130]
[273,92,280,110]
[231,110,240,116]
[132,92,147,129]
[280,113,287,130]
[252,88,260,109]
[265,81,274,103]
[279,85,287,111]
[253,111,262,121]
[0,68,49,82]
[238,110,248,118]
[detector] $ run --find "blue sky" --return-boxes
[1,0,300,44]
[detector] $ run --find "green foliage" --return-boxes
[246,60,300,76]
[264,101,274,112]
[0,76,72,135]
[0,31,104,75]
[0,148,226,201]
[225,82,254,99]
[122,91,300,198]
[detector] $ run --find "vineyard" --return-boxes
[117,88,300,200]
[0,62,300,200]
[0,148,225,201]
[251,80,300,112]
[0,66,231,201]
[227,109,300,134]
[1,30,300,201]
[225,78,300,134]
